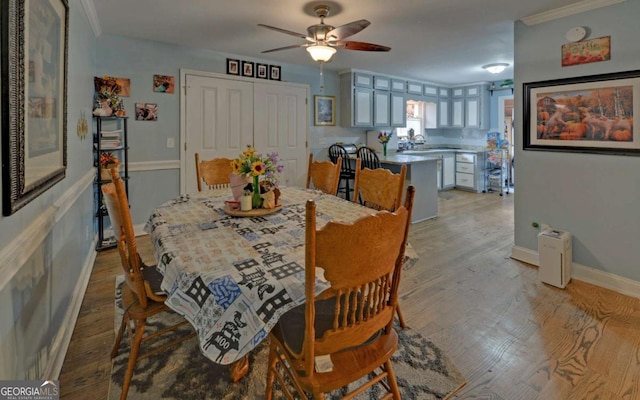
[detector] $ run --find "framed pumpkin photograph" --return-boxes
[523,70,640,156]
[2,0,69,215]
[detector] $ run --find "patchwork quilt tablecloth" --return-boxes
[145,186,413,365]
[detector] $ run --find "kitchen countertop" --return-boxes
[378,153,440,165]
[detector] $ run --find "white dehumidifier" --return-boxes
[537,229,572,288]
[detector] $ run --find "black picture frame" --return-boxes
[256,63,268,79]
[227,59,240,75]
[2,0,69,215]
[269,65,281,81]
[242,61,254,78]
[523,70,640,156]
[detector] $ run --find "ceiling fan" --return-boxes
[258,5,391,63]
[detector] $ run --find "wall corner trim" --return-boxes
[80,0,102,37]
[521,0,625,26]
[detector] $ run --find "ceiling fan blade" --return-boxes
[261,43,309,54]
[326,19,370,40]
[334,41,391,52]
[258,24,310,40]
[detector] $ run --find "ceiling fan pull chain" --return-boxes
[319,63,325,93]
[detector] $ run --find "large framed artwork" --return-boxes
[523,70,639,156]
[1,0,69,215]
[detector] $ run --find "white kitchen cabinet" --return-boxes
[354,87,373,126]
[391,79,405,92]
[407,81,423,95]
[373,90,390,126]
[374,75,390,90]
[438,99,449,128]
[451,87,465,98]
[465,97,480,128]
[442,153,455,189]
[451,98,464,128]
[423,85,438,97]
[390,92,405,127]
[354,72,373,87]
[455,152,483,192]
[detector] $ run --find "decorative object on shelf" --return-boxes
[256,63,269,79]
[94,75,125,116]
[153,74,175,93]
[489,79,514,96]
[314,95,335,126]
[100,152,120,180]
[135,102,158,121]
[378,131,393,157]
[230,146,284,210]
[2,0,69,216]
[269,65,281,81]
[523,70,639,156]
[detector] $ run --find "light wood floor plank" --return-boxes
[59,190,640,399]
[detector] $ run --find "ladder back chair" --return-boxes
[306,153,342,196]
[356,146,381,170]
[195,153,234,191]
[265,186,415,400]
[353,160,409,327]
[102,168,195,400]
[328,144,355,201]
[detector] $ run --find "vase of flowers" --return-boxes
[100,152,120,180]
[378,131,392,157]
[230,146,284,209]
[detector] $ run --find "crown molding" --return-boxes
[80,0,102,36]
[521,0,625,26]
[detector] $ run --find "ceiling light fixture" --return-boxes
[306,44,337,63]
[482,63,509,74]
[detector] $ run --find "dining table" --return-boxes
[144,186,417,381]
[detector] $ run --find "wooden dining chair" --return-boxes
[195,153,234,191]
[306,153,342,195]
[265,186,415,400]
[328,144,355,200]
[353,159,407,212]
[356,146,381,170]
[102,168,195,400]
[353,160,409,327]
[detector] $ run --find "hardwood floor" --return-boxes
[59,190,640,399]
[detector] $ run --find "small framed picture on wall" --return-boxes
[269,65,281,81]
[256,63,268,79]
[242,61,254,78]
[227,59,240,75]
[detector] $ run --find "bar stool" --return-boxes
[328,144,355,201]
[356,146,381,170]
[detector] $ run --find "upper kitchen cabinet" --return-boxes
[438,88,450,128]
[423,85,438,98]
[341,71,404,127]
[449,84,490,129]
[407,82,423,96]
[391,79,405,92]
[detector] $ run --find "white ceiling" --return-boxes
[89,0,615,85]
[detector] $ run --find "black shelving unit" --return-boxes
[94,116,129,251]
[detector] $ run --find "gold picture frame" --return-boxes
[314,95,336,126]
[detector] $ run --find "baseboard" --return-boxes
[45,237,98,379]
[511,245,640,299]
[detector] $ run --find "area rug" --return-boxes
[109,278,465,400]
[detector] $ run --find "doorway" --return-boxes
[498,95,514,187]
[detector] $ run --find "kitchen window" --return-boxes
[396,100,436,137]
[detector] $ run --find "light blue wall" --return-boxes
[514,1,640,278]
[94,35,367,225]
[0,0,96,379]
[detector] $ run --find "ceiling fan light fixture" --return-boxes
[306,44,336,62]
[482,63,509,74]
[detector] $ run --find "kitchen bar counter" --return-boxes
[377,153,439,223]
